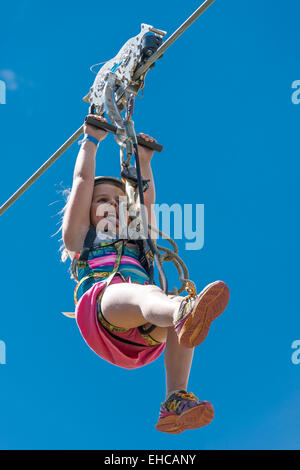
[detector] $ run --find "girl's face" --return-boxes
[90,183,125,234]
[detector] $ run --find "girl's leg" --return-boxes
[101,285,193,395]
[156,296,214,434]
[100,282,179,329]
[164,326,194,398]
[100,281,227,433]
[160,295,194,396]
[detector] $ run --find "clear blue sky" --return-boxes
[0,0,300,450]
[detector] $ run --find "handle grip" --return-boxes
[85,116,163,153]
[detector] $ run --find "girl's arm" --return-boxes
[62,115,108,255]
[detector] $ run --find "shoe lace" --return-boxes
[167,391,199,412]
[176,280,197,319]
[177,391,199,401]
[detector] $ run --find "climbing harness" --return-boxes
[0,0,216,298]
[70,224,159,335]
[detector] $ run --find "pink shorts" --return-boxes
[75,275,166,369]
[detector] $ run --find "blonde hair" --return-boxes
[51,185,72,278]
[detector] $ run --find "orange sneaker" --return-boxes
[155,390,214,434]
[173,280,230,348]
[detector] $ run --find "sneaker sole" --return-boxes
[178,280,230,348]
[155,401,214,434]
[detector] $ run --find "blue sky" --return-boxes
[0,0,300,450]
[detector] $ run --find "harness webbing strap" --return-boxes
[104,240,125,288]
[138,324,157,335]
[74,271,110,305]
[136,239,154,284]
[78,225,97,264]
[101,322,158,348]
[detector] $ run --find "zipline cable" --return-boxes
[0,126,84,216]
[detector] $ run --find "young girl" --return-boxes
[61,114,230,434]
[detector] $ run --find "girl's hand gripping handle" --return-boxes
[85,115,163,153]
